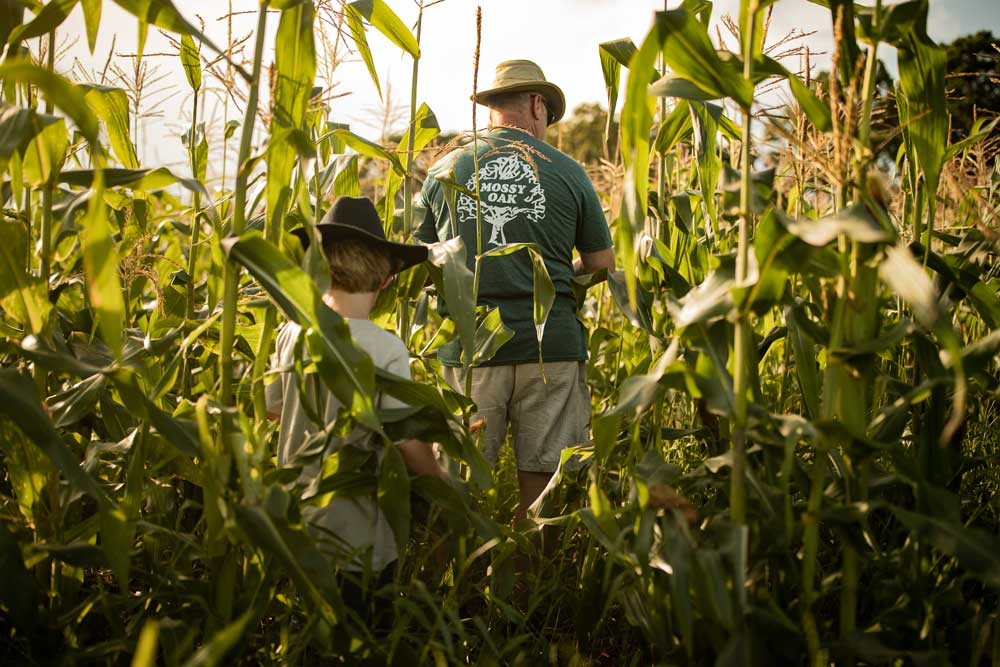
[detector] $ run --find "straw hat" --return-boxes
[473,59,566,125]
[291,196,427,274]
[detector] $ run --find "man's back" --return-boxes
[417,126,611,366]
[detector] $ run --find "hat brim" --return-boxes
[473,80,566,125]
[291,224,428,274]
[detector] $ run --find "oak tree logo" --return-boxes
[457,154,546,246]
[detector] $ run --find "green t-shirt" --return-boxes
[416,127,612,367]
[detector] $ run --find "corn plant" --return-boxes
[1,0,999,665]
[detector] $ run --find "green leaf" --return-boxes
[892,506,1000,590]
[655,9,753,109]
[598,40,625,131]
[914,242,1000,329]
[893,1,947,200]
[377,442,410,552]
[7,0,78,45]
[479,242,555,354]
[180,606,256,667]
[649,75,718,101]
[0,524,40,633]
[784,304,821,420]
[345,5,381,100]
[59,167,218,223]
[0,220,51,333]
[383,102,439,224]
[426,237,476,367]
[224,232,378,430]
[667,264,735,331]
[0,59,99,143]
[100,505,134,589]
[0,103,59,165]
[754,55,833,132]
[81,0,101,53]
[652,100,692,155]
[689,101,720,231]
[825,0,863,88]
[348,0,420,59]
[0,369,110,508]
[779,203,893,246]
[878,243,940,328]
[266,1,316,241]
[328,127,404,175]
[942,116,1000,162]
[130,621,159,667]
[81,173,126,356]
[617,17,660,309]
[272,2,315,128]
[108,0,250,82]
[180,33,201,91]
[234,492,344,626]
[21,116,67,186]
[0,1,25,48]
[81,85,139,169]
[471,307,514,366]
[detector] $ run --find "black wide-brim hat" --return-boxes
[291,196,428,274]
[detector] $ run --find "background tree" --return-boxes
[545,101,618,166]
[944,30,1000,138]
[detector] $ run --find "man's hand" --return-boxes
[573,247,615,276]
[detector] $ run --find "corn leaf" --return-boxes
[348,0,419,58]
[377,443,410,555]
[479,242,556,355]
[345,5,381,100]
[81,172,125,356]
[656,9,753,109]
[81,85,139,169]
[0,218,51,334]
[329,128,404,176]
[180,33,201,91]
[81,0,101,53]
[426,236,476,367]
[7,0,77,45]
[0,368,110,508]
[0,60,98,143]
[472,307,514,366]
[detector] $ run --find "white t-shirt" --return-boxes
[265,318,411,573]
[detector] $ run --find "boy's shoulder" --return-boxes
[347,319,408,365]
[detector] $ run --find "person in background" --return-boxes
[416,59,616,527]
[267,195,446,619]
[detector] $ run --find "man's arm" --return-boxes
[397,439,447,479]
[573,247,616,276]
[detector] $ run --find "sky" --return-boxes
[55,0,1000,177]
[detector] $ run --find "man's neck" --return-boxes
[489,112,544,140]
[322,289,377,320]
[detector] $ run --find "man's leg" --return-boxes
[515,470,552,524]
[509,361,591,530]
[441,365,512,470]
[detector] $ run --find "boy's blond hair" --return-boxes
[325,237,393,293]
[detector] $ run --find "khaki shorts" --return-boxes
[442,361,591,473]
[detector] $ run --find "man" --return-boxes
[416,59,616,524]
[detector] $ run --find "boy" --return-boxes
[266,195,445,614]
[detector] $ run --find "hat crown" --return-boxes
[474,58,566,124]
[322,195,386,240]
[490,59,549,87]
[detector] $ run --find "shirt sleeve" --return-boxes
[414,179,439,244]
[574,168,613,252]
